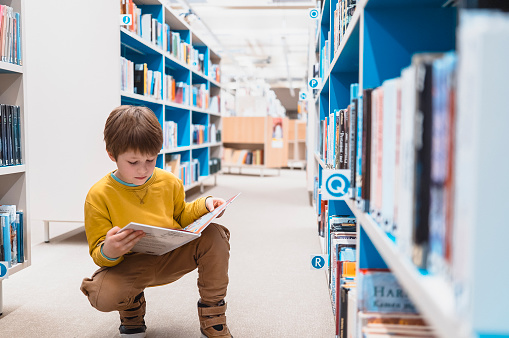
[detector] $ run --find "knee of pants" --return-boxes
[202,223,230,245]
[81,272,138,312]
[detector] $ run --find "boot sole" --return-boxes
[200,333,233,338]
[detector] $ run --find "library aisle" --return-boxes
[0,169,334,338]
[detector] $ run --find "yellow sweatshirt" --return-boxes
[84,167,209,267]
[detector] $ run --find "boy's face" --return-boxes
[109,150,157,185]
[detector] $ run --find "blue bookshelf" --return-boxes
[120,0,229,191]
[310,1,509,337]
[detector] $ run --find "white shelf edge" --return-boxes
[0,61,23,74]
[344,199,470,338]
[0,165,26,176]
[314,152,326,169]
[121,90,163,104]
[8,261,30,276]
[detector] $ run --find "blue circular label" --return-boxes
[326,173,350,198]
[311,256,325,269]
[123,16,131,24]
[309,78,318,88]
[310,9,319,19]
[300,92,307,100]
[0,263,7,278]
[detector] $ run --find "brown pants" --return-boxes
[80,223,230,318]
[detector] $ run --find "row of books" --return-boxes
[0,104,22,167]
[210,64,220,83]
[121,58,163,100]
[209,123,220,143]
[192,84,209,109]
[333,0,357,55]
[209,157,221,175]
[320,33,331,79]
[317,52,458,281]
[0,5,21,66]
[223,148,263,166]
[0,205,24,266]
[163,121,178,150]
[120,0,208,73]
[320,86,358,171]
[164,154,200,187]
[192,124,206,145]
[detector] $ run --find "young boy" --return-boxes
[80,105,232,338]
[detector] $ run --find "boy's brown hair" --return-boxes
[104,105,163,160]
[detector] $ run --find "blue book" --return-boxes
[0,205,17,265]
[1,213,11,266]
[16,211,23,263]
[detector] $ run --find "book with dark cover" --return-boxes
[12,105,18,164]
[338,110,346,169]
[361,89,373,212]
[335,110,341,169]
[6,106,13,165]
[349,99,358,198]
[16,210,23,263]
[412,54,442,269]
[1,105,8,166]
[0,104,4,166]
[134,63,146,95]
[339,286,350,338]
[344,106,349,170]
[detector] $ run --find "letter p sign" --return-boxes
[310,255,328,270]
[0,261,8,279]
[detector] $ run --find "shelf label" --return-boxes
[120,15,132,26]
[308,78,320,89]
[0,262,8,279]
[309,8,319,19]
[310,255,328,270]
[322,169,350,200]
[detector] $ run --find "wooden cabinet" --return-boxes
[222,116,289,172]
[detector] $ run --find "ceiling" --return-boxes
[171,0,317,110]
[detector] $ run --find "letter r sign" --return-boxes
[310,255,328,270]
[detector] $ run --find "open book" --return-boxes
[119,193,240,255]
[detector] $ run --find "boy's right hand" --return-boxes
[102,226,145,259]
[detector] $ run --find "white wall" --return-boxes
[24,1,120,237]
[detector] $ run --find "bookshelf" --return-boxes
[287,119,306,169]
[0,0,30,314]
[309,1,509,337]
[222,116,289,176]
[120,0,227,191]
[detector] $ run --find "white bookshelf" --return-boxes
[0,0,30,315]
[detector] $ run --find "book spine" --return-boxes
[412,60,434,269]
[361,89,372,212]
[349,98,357,199]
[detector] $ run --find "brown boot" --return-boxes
[197,299,233,338]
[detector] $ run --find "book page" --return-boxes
[120,222,199,255]
[183,192,241,233]
[119,193,240,255]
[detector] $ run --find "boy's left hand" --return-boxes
[206,197,226,218]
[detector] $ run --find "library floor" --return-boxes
[0,168,335,338]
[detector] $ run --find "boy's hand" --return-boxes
[206,197,226,218]
[102,226,145,259]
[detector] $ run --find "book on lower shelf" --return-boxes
[118,193,240,255]
[0,104,22,167]
[0,205,24,267]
